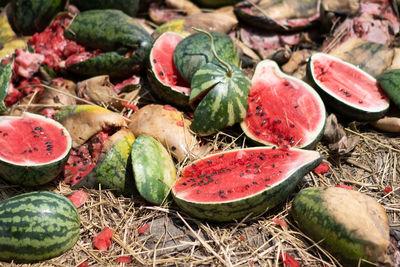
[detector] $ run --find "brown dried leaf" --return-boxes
[184,9,238,34]
[165,0,201,15]
[323,114,360,154]
[321,0,360,15]
[281,49,312,74]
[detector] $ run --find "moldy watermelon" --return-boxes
[0,113,72,186]
[172,147,322,222]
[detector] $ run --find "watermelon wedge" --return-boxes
[0,112,72,186]
[241,60,326,149]
[148,31,190,107]
[307,53,390,121]
[172,147,322,222]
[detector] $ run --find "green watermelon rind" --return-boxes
[291,187,380,265]
[377,69,400,110]
[241,59,326,150]
[79,129,136,196]
[173,32,240,83]
[70,0,139,17]
[0,61,12,114]
[0,191,80,263]
[64,9,152,78]
[190,62,251,136]
[172,147,322,222]
[147,32,190,108]
[0,113,72,186]
[307,53,390,121]
[131,134,177,205]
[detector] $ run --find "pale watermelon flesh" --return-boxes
[311,53,389,112]
[0,115,70,165]
[151,32,190,95]
[241,61,325,148]
[173,147,320,203]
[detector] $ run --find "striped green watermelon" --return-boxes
[73,128,136,196]
[377,69,400,109]
[10,0,66,35]
[0,61,12,114]
[0,191,80,263]
[0,112,72,186]
[173,31,240,83]
[291,187,392,266]
[189,29,251,135]
[147,31,190,108]
[172,147,322,222]
[307,53,390,121]
[64,9,152,78]
[241,59,326,149]
[131,134,177,205]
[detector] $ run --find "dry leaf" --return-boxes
[323,113,360,154]
[166,0,201,15]
[76,75,118,107]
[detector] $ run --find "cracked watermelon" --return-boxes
[241,60,326,149]
[172,147,322,222]
[307,53,390,121]
[0,113,72,186]
[148,31,190,107]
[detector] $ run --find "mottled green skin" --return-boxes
[73,130,136,196]
[11,0,66,35]
[307,55,389,121]
[377,69,400,110]
[291,187,377,266]
[131,135,177,205]
[64,9,152,78]
[173,32,240,83]
[192,0,241,8]
[190,63,251,135]
[173,149,322,222]
[0,191,80,263]
[71,0,139,17]
[0,61,12,113]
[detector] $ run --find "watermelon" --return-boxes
[172,147,322,222]
[10,0,66,35]
[0,191,80,263]
[131,134,177,205]
[148,32,190,108]
[377,69,400,109]
[173,31,240,83]
[291,187,392,266]
[70,0,139,17]
[307,53,390,121]
[241,60,326,149]
[189,29,251,135]
[73,128,136,196]
[0,61,12,114]
[0,112,72,186]
[64,9,152,78]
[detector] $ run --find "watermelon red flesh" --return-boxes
[311,53,389,112]
[173,147,319,203]
[151,33,190,96]
[241,60,325,148]
[63,130,110,185]
[0,116,69,165]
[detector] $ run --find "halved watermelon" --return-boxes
[147,31,190,107]
[307,53,390,121]
[0,112,72,186]
[172,147,322,222]
[241,60,326,149]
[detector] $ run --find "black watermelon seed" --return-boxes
[245,185,249,189]
[46,147,52,151]
[251,152,255,156]
[261,120,266,126]
[265,178,270,181]
[3,132,8,136]
[253,181,257,184]
[272,163,275,168]
[153,59,157,63]
[219,154,224,158]
[256,105,262,109]
[197,190,200,194]
[254,170,260,174]
[31,130,37,133]
[28,149,32,153]
[0,130,2,133]
[259,157,264,160]
[207,160,213,164]
[160,71,164,76]
[247,112,253,117]
[34,135,39,137]
[246,164,252,167]
[21,150,27,154]
[240,173,244,177]
[294,105,299,108]
[272,147,276,150]
[251,99,256,102]
[33,147,38,151]
[34,127,41,130]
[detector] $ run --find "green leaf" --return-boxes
[0,61,12,113]
[190,63,251,135]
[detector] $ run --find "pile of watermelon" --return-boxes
[0,0,398,265]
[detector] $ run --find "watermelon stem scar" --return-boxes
[192,27,233,78]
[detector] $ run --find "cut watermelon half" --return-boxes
[148,31,190,107]
[0,112,72,186]
[241,60,326,149]
[172,146,322,222]
[307,53,390,121]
